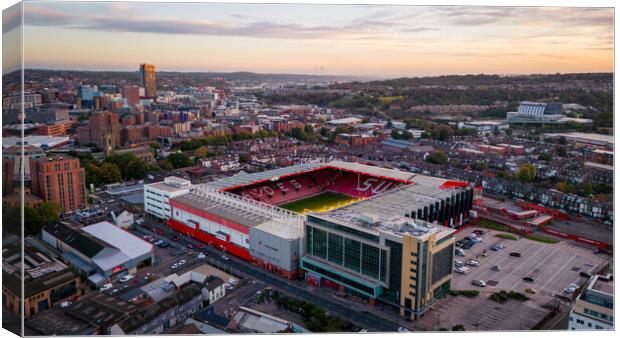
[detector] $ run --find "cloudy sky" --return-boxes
[2,1,614,77]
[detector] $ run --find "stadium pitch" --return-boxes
[280,192,359,214]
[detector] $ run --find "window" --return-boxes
[576,319,584,325]
[595,325,603,330]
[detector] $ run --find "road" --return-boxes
[144,219,402,332]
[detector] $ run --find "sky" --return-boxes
[2,1,615,77]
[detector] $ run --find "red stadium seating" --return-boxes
[327,171,402,198]
[232,168,403,205]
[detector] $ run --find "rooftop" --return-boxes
[584,161,613,171]
[543,132,613,145]
[589,274,613,296]
[2,238,79,298]
[2,135,69,148]
[66,292,138,328]
[313,184,459,239]
[82,221,153,260]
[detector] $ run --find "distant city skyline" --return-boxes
[2,2,614,77]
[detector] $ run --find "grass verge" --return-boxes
[495,233,518,240]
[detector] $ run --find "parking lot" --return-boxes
[452,227,607,305]
[416,226,609,331]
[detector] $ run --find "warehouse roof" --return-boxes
[82,221,153,260]
[43,222,108,258]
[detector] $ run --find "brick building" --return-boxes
[30,155,88,212]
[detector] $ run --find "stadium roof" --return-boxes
[205,160,421,191]
[172,192,273,228]
[205,162,324,190]
[313,184,461,239]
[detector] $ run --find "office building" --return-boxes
[144,176,192,220]
[140,63,157,98]
[30,155,88,212]
[78,85,98,109]
[302,181,468,319]
[569,274,613,330]
[121,85,141,106]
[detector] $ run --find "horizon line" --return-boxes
[8,67,614,81]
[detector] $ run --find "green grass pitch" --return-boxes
[280,192,357,214]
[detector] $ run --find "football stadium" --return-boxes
[147,160,475,318]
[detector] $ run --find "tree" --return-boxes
[471,161,489,171]
[577,181,594,197]
[167,152,193,169]
[159,160,174,171]
[504,128,513,136]
[434,124,454,141]
[516,163,536,182]
[556,147,567,157]
[105,153,139,178]
[194,146,209,159]
[126,159,149,180]
[452,324,466,331]
[34,202,61,234]
[99,163,123,184]
[239,153,249,163]
[537,153,552,162]
[426,151,448,165]
[149,141,161,150]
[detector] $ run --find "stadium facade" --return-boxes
[145,160,475,318]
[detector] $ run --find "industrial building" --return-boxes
[42,221,154,285]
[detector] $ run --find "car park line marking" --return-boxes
[495,244,548,286]
[471,239,534,281]
[508,246,560,290]
[536,253,578,295]
[492,243,548,285]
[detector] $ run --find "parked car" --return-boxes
[454,260,464,267]
[523,276,535,283]
[154,239,164,246]
[525,288,538,294]
[491,265,501,271]
[221,255,230,261]
[187,244,194,250]
[197,253,206,259]
[510,252,521,257]
[471,279,487,287]
[100,283,113,292]
[564,287,577,294]
[159,241,169,248]
[456,249,466,256]
[579,271,592,278]
[466,260,479,267]
[119,275,135,283]
[178,259,186,266]
[171,263,179,269]
[455,267,469,274]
